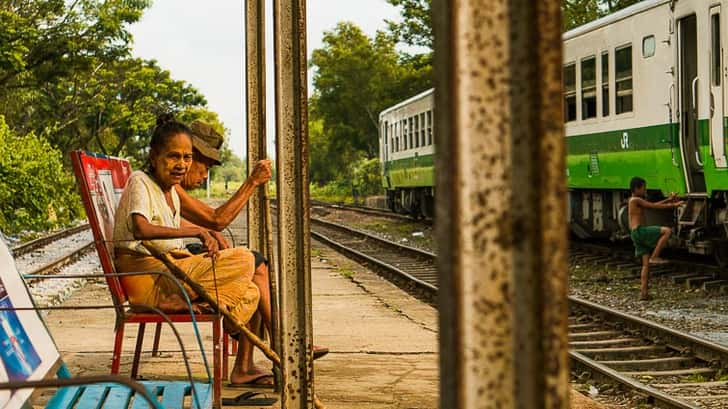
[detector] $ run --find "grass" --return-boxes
[338,268,356,279]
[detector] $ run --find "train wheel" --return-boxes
[714,241,728,269]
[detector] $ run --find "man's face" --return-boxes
[636,184,646,197]
[181,152,213,190]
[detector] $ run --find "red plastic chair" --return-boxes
[70,151,231,408]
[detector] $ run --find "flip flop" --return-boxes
[222,391,278,406]
[649,258,670,265]
[228,374,274,389]
[313,346,329,360]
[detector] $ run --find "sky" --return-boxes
[129,0,403,159]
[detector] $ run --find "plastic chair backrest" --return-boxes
[70,151,132,305]
[0,239,62,408]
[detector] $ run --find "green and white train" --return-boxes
[379,89,435,218]
[381,0,728,258]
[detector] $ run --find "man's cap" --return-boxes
[189,121,224,165]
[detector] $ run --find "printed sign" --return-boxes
[0,241,60,408]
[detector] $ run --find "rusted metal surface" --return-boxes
[432,0,569,407]
[273,0,315,407]
[245,0,267,254]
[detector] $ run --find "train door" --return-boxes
[678,14,707,192]
[710,6,727,168]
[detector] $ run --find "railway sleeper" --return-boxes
[569,330,623,341]
[574,345,668,360]
[598,356,696,371]
[671,273,707,284]
[568,323,603,331]
[569,337,644,349]
[684,275,718,289]
[702,279,728,291]
[624,366,717,378]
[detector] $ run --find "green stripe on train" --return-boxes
[566,119,728,194]
[383,154,435,189]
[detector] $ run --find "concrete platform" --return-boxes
[35,199,602,408]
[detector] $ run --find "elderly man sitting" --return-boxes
[176,121,327,387]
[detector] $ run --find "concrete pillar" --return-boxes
[245,0,267,253]
[432,0,570,408]
[273,0,315,407]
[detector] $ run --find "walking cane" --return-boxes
[142,242,325,409]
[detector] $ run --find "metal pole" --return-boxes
[273,0,314,407]
[432,0,570,408]
[245,0,267,253]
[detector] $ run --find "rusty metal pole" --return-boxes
[432,0,570,408]
[245,0,266,257]
[273,0,314,407]
[245,0,283,392]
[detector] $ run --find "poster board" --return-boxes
[0,241,61,408]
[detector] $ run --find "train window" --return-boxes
[563,63,577,122]
[615,45,633,114]
[581,57,597,119]
[408,117,414,149]
[414,115,420,148]
[420,112,426,147]
[402,119,408,151]
[427,111,433,145]
[642,36,655,58]
[712,13,721,86]
[601,52,609,117]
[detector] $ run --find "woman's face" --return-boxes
[150,133,193,189]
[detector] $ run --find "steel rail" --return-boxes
[24,241,95,282]
[11,224,90,257]
[311,214,728,407]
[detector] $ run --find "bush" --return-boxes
[0,116,82,236]
[352,157,383,197]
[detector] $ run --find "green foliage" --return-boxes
[563,0,643,31]
[0,116,81,235]
[0,0,209,165]
[385,0,433,49]
[352,158,384,197]
[309,22,430,186]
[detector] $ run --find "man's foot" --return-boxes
[314,345,329,360]
[640,294,652,302]
[649,257,669,265]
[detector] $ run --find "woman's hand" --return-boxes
[197,229,220,259]
[249,159,273,186]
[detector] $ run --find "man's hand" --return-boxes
[249,159,273,186]
[211,230,231,250]
[197,229,220,259]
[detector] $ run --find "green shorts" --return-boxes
[630,225,664,257]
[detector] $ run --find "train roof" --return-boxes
[563,0,671,41]
[379,88,434,119]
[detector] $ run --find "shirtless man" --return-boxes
[628,177,683,300]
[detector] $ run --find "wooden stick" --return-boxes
[262,183,283,391]
[141,241,325,409]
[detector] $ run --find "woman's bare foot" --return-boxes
[230,366,273,386]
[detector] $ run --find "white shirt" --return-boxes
[112,171,183,255]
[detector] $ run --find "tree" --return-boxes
[0,116,81,235]
[311,23,429,159]
[563,0,644,31]
[385,0,433,50]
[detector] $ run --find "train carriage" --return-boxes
[379,0,728,260]
[379,89,435,218]
[564,0,728,258]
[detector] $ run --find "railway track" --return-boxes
[310,199,432,224]
[311,218,728,408]
[12,224,90,257]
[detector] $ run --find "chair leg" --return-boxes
[222,333,229,381]
[131,323,146,379]
[151,323,162,357]
[212,319,222,409]
[111,324,125,374]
